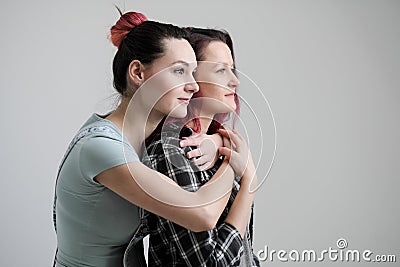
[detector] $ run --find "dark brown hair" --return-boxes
[110,11,189,96]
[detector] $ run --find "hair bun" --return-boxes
[110,11,147,48]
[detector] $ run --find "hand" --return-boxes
[217,129,255,180]
[180,133,223,171]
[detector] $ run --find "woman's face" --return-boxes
[193,41,240,114]
[139,38,199,118]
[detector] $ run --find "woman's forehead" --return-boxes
[161,38,197,65]
[202,41,233,67]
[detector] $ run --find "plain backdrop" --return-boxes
[0,0,399,266]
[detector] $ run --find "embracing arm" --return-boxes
[218,128,258,237]
[142,138,243,266]
[96,159,233,232]
[162,130,259,265]
[180,128,259,237]
[224,164,257,237]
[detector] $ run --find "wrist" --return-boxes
[241,160,256,187]
[244,156,256,174]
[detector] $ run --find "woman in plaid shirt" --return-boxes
[141,28,260,266]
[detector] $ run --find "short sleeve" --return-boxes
[79,135,139,182]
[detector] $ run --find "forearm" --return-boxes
[170,160,234,230]
[138,162,234,231]
[142,151,234,231]
[195,160,234,221]
[96,161,233,232]
[224,164,257,237]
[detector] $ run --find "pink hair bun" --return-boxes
[110,11,147,48]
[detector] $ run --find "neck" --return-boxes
[106,97,164,152]
[146,109,165,137]
[189,110,216,134]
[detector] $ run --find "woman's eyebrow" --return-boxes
[214,61,234,68]
[169,60,190,66]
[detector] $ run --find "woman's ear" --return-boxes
[128,60,144,86]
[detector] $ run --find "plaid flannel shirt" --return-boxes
[141,123,259,266]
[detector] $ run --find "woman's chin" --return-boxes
[225,104,237,113]
[168,110,187,119]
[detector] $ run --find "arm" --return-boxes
[166,131,258,264]
[218,128,258,237]
[145,136,243,266]
[94,139,234,232]
[176,128,258,237]
[224,164,257,237]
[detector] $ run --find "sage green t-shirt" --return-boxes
[54,114,140,267]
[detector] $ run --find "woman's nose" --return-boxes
[228,72,240,89]
[184,80,199,93]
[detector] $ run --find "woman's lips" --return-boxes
[225,93,235,97]
[178,98,190,104]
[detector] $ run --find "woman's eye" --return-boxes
[217,68,226,73]
[174,68,185,75]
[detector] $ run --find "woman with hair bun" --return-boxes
[52,10,248,267]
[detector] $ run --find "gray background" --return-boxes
[0,0,399,266]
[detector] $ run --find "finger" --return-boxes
[192,155,208,166]
[180,139,188,147]
[221,129,242,150]
[180,138,199,147]
[222,136,232,149]
[218,147,232,160]
[226,130,242,146]
[217,129,230,139]
[179,134,204,147]
[219,130,241,151]
[221,133,238,151]
[186,148,202,159]
[198,161,212,171]
[219,128,240,143]
[218,129,235,148]
[232,129,245,141]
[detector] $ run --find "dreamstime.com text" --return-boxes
[257,238,396,263]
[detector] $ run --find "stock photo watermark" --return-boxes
[257,238,397,263]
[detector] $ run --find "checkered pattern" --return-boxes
[141,123,259,266]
